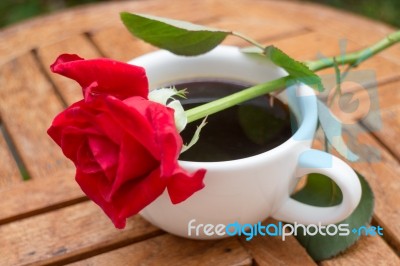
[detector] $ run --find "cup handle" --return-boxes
[272,149,362,225]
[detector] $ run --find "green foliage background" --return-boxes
[307,0,400,28]
[0,0,109,28]
[0,0,399,29]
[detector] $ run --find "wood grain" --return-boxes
[0,169,83,224]
[0,127,20,187]
[0,52,72,180]
[89,0,307,62]
[325,125,400,254]
[67,235,252,266]
[0,202,161,266]
[321,236,400,266]
[370,80,400,111]
[368,107,400,159]
[0,1,164,66]
[225,0,400,65]
[37,35,102,105]
[89,1,218,62]
[85,26,157,65]
[239,219,316,266]
[358,80,400,159]
[211,17,307,46]
[309,133,400,264]
[263,31,400,84]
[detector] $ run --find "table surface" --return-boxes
[0,0,400,265]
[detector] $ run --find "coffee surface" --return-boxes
[172,80,294,162]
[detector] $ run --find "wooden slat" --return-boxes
[37,35,102,105]
[357,80,400,159]
[89,1,306,62]
[225,0,400,65]
[0,0,176,66]
[309,134,400,264]
[89,26,157,62]
[368,107,400,159]
[322,125,400,254]
[0,169,83,224]
[67,235,252,266]
[325,75,400,111]
[263,31,400,84]
[284,1,400,65]
[0,52,72,180]
[0,128,20,187]
[88,0,400,96]
[88,1,218,62]
[370,80,400,111]
[209,17,307,47]
[0,35,104,225]
[240,219,316,266]
[0,202,161,266]
[322,236,400,266]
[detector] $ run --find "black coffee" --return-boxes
[172,80,294,162]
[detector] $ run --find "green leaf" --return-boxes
[264,46,324,92]
[120,12,230,56]
[291,171,374,261]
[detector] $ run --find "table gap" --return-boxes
[317,74,400,104]
[371,217,400,257]
[31,48,69,109]
[358,121,400,165]
[0,121,31,181]
[0,195,87,226]
[317,69,400,89]
[202,15,312,45]
[44,229,165,266]
[255,27,312,46]
[84,32,107,57]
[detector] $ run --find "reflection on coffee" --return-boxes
[171,80,294,162]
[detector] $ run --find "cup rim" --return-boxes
[129,45,317,168]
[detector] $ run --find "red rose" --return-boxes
[48,55,206,229]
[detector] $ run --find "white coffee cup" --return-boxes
[130,45,362,239]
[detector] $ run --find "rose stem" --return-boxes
[306,30,400,71]
[185,76,289,123]
[185,30,400,123]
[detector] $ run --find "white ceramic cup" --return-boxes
[129,45,362,239]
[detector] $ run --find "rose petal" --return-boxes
[76,167,167,229]
[76,140,102,174]
[50,54,83,67]
[114,168,168,228]
[106,133,158,200]
[50,54,148,100]
[102,96,159,158]
[75,168,119,225]
[47,77,205,229]
[127,97,182,176]
[88,135,119,182]
[167,168,206,204]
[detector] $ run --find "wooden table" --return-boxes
[0,0,399,265]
